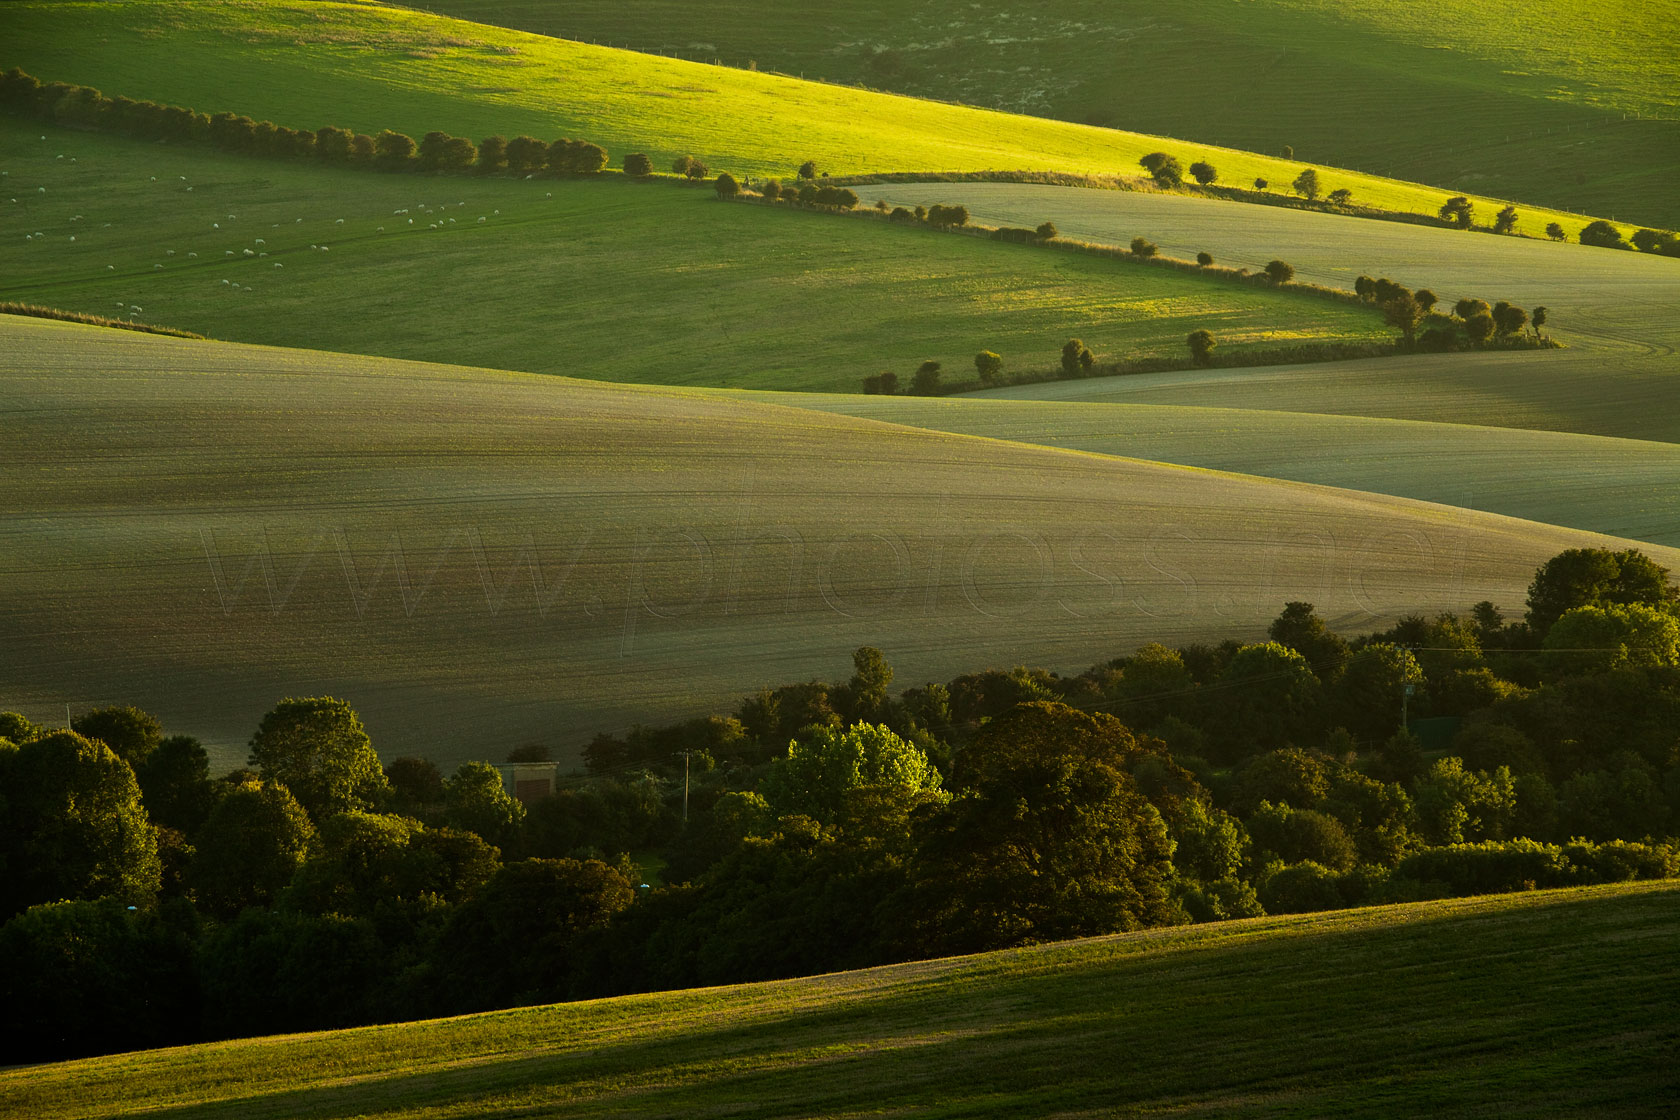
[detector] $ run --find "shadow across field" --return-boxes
[15,884,1679,1119]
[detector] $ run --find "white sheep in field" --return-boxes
[131,305,142,312]
[255,238,265,246]
[107,265,114,270]
[477,217,485,223]
[167,249,175,255]
[187,252,196,258]
[243,249,254,257]
[221,279,230,286]
[213,223,219,229]
[154,264,162,270]
[274,263,283,269]
[335,218,344,224]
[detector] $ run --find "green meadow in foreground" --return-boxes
[0,0,1641,241]
[9,315,1670,764]
[432,0,1680,229]
[5,882,1676,1118]
[0,120,1389,391]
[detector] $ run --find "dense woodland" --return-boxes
[3,547,1680,1067]
[3,545,1679,1063]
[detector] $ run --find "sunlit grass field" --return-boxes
[8,315,1667,764]
[0,120,1390,392]
[431,0,1680,229]
[4,881,1677,1118]
[0,0,1649,241]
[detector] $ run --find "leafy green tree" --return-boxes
[1545,222,1567,241]
[1525,548,1677,635]
[1246,801,1357,870]
[1291,168,1320,201]
[974,350,1003,382]
[1258,861,1344,914]
[1439,196,1474,228]
[1061,338,1094,374]
[505,135,546,173]
[1556,762,1669,842]
[1494,205,1519,234]
[0,711,37,743]
[761,723,941,824]
[1415,757,1516,845]
[1414,288,1439,314]
[0,898,197,1062]
[1139,152,1183,186]
[910,702,1179,953]
[1544,604,1680,672]
[797,160,817,179]
[623,151,652,176]
[0,730,160,918]
[199,908,386,1037]
[445,761,526,847]
[926,203,969,227]
[1465,311,1496,345]
[247,697,387,821]
[1186,329,1216,366]
[373,129,416,169]
[1130,236,1158,257]
[759,177,783,202]
[1264,259,1295,283]
[314,125,353,163]
[1172,798,1247,882]
[1267,602,1349,680]
[1454,297,1491,321]
[71,705,162,768]
[1384,293,1424,346]
[1321,771,1419,866]
[136,735,216,835]
[1331,643,1423,740]
[190,780,314,916]
[1213,644,1322,760]
[1233,746,1333,812]
[1196,251,1213,266]
[1327,187,1353,207]
[476,134,507,173]
[385,756,444,814]
[1035,220,1058,239]
[713,171,740,198]
[1532,306,1549,336]
[1188,160,1218,185]
[684,158,710,180]
[1492,301,1529,337]
[430,858,634,1012]
[1253,177,1269,191]
[912,360,942,395]
[1579,220,1628,249]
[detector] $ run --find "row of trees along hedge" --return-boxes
[0,67,612,177]
[4,547,1680,1062]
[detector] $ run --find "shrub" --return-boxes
[714,171,740,199]
[1264,259,1295,284]
[476,134,507,173]
[1291,168,1320,201]
[974,351,1003,382]
[671,154,696,176]
[348,133,374,162]
[314,126,353,163]
[684,158,709,181]
[1532,306,1548,335]
[1494,205,1519,234]
[1439,196,1474,229]
[1188,160,1218,186]
[1253,178,1268,191]
[550,139,606,174]
[623,151,653,177]
[1579,219,1628,249]
[1492,301,1528,337]
[1060,338,1094,375]
[878,371,898,395]
[1384,293,1424,346]
[1545,222,1567,241]
[1196,251,1213,267]
[373,129,416,169]
[1259,862,1346,914]
[1282,144,1294,159]
[814,185,858,209]
[889,205,913,222]
[1035,220,1058,239]
[1464,312,1496,345]
[1354,275,1376,301]
[1414,288,1438,313]
[912,361,942,395]
[1327,187,1353,207]
[1186,329,1216,366]
[796,182,818,205]
[926,203,969,227]
[797,159,817,179]
[1397,840,1572,896]
[1130,236,1158,258]
[760,178,782,202]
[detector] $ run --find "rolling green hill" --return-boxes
[5,882,1677,1118]
[0,0,1645,241]
[9,315,1676,766]
[430,0,1680,229]
[744,397,1680,549]
[0,120,1390,392]
[853,182,1680,443]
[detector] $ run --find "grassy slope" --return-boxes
[854,183,1680,442]
[9,316,1677,766]
[430,0,1680,229]
[6,882,1678,1118]
[0,120,1388,392]
[743,396,1680,548]
[0,0,1645,241]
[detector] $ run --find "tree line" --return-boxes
[4,546,1678,1063]
[0,66,628,179]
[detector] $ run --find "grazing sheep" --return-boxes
[255,238,265,245]
[274,263,283,269]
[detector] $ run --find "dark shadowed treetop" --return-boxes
[71,705,163,768]
[1525,548,1677,634]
